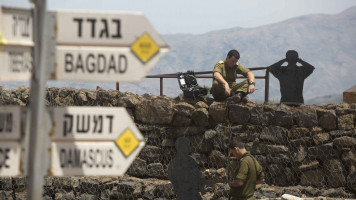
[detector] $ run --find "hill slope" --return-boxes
[121,6,356,102]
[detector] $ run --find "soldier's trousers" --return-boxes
[212,80,249,101]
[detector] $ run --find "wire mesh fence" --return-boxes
[1,86,356,199]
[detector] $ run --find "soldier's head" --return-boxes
[229,140,246,159]
[226,49,240,68]
[285,50,299,64]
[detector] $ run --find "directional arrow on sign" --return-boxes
[51,106,145,176]
[50,11,169,82]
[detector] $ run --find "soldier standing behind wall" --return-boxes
[268,50,315,104]
[228,140,264,200]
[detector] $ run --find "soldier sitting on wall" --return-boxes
[211,49,256,103]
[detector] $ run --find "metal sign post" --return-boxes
[27,0,49,199]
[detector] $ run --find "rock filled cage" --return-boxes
[0,86,356,199]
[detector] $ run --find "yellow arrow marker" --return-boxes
[0,32,7,52]
[115,128,140,158]
[131,32,160,63]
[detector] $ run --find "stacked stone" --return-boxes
[0,86,356,199]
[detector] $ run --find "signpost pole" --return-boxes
[27,0,48,199]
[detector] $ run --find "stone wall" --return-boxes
[0,86,356,199]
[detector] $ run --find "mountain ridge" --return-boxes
[118,5,356,103]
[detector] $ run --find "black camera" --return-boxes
[177,71,207,99]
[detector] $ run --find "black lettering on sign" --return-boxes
[12,15,30,37]
[0,148,11,169]
[106,115,113,133]
[108,55,116,73]
[77,115,90,133]
[60,148,67,168]
[93,115,103,133]
[74,149,81,168]
[99,19,109,38]
[88,149,94,168]
[76,54,84,73]
[9,51,32,73]
[118,55,127,73]
[65,54,128,74]
[62,114,114,136]
[63,114,73,137]
[72,17,121,39]
[0,113,13,133]
[73,18,83,37]
[59,147,114,169]
[107,149,113,168]
[97,54,106,73]
[87,18,97,38]
[65,53,74,72]
[86,54,95,73]
[111,19,121,38]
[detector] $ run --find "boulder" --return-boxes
[139,145,162,163]
[127,158,148,177]
[191,108,210,127]
[171,114,191,126]
[208,150,227,168]
[209,102,228,123]
[228,104,251,124]
[174,102,195,117]
[260,126,288,144]
[323,159,346,187]
[147,163,167,179]
[333,136,356,149]
[135,98,174,124]
[312,133,330,145]
[250,105,263,125]
[294,108,318,128]
[318,109,337,130]
[300,169,326,187]
[338,114,354,130]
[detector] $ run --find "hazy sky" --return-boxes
[1,0,356,34]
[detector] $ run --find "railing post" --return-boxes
[265,68,270,104]
[160,78,163,96]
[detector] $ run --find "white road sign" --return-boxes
[0,106,21,140]
[51,106,145,176]
[51,11,169,82]
[0,6,33,81]
[0,142,21,176]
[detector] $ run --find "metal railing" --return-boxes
[116,67,270,103]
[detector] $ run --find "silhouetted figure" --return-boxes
[168,137,203,200]
[268,50,315,104]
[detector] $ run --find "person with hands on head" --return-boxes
[228,140,264,200]
[211,49,255,103]
[268,50,315,104]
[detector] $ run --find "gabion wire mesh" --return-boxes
[1,86,356,199]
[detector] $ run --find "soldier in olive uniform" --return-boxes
[211,49,256,102]
[228,141,264,200]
